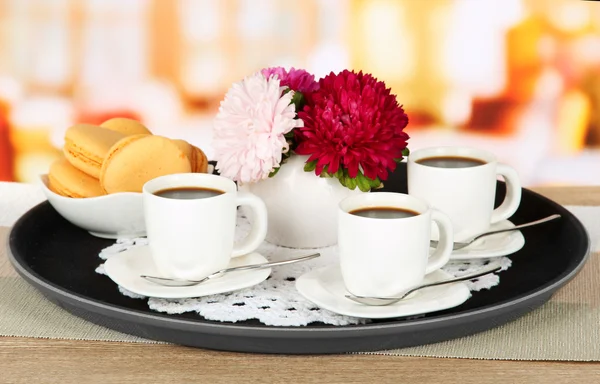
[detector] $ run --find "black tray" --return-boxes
[7,164,590,354]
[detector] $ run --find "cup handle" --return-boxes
[491,164,522,224]
[426,209,453,274]
[232,191,268,257]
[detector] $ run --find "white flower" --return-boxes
[212,72,303,184]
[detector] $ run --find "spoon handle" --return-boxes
[212,252,320,278]
[470,214,561,243]
[401,263,503,298]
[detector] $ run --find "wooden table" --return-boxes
[1,186,599,384]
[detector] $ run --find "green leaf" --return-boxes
[394,147,410,163]
[304,160,317,172]
[335,168,343,179]
[369,177,382,189]
[319,165,332,178]
[291,91,306,112]
[269,167,280,178]
[356,172,371,192]
[346,176,357,190]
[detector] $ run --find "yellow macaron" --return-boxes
[48,158,106,198]
[172,139,209,173]
[100,117,152,136]
[63,124,126,179]
[100,135,192,194]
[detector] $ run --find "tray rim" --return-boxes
[6,187,591,339]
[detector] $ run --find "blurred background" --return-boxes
[0,0,599,186]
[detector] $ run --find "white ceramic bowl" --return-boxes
[39,175,145,239]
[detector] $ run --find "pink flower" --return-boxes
[296,70,409,188]
[213,72,303,184]
[261,67,319,93]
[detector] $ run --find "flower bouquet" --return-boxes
[212,67,410,248]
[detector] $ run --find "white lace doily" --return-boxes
[95,212,512,327]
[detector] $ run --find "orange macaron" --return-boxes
[100,135,192,194]
[172,139,209,173]
[63,124,126,178]
[48,158,106,198]
[100,117,152,136]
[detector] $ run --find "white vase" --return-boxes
[240,154,365,249]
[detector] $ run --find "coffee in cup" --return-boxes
[154,186,224,200]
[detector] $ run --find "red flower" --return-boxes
[295,70,409,185]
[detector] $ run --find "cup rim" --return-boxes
[142,173,236,199]
[338,192,430,220]
[407,146,497,167]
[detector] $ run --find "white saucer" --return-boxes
[447,220,525,260]
[295,265,471,319]
[103,246,271,299]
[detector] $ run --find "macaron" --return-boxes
[172,139,209,173]
[48,158,106,198]
[63,124,126,178]
[100,117,152,136]
[100,135,192,194]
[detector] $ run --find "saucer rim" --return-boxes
[448,219,525,260]
[103,245,271,299]
[296,264,472,319]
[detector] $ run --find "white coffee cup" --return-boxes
[143,173,268,280]
[407,146,521,242]
[338,192,453,297]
